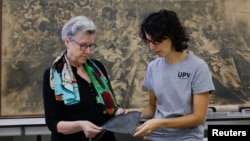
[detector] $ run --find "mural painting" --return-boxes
[1,0,250,117]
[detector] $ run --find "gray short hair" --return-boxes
[61,16,96,41]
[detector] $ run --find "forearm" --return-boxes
[57,121,82,134]
[156,114,206,129]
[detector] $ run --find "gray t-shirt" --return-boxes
[143,52,215,141]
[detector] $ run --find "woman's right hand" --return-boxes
[123,108,143,114]
[115,107,125,116]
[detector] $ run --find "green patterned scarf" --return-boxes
[50,50,118,115]
[84,59,119,115]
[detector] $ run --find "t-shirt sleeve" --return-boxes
[192,63,215,95]
[143,65,153,91]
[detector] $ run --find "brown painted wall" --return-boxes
[1,0,250,117]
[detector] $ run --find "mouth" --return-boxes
[80,55,88,60]
[81,54,89,58]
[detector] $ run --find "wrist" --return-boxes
[115,107,125,115]
[136,108,143,112]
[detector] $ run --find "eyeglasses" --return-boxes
[144,39,160,45]
[71,40,97,51]
[144,37,169,46]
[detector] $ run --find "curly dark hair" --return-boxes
[139,9,189,52]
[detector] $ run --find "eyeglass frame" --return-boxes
[144,39,161,45]
[70,39,97,51]
[144,37,169,46]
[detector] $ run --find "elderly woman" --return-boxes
[43,15,122,141]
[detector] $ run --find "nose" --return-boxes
[84,47,91,53]
[149,43,157,50]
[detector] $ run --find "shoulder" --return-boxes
[88,58,108,73]
[42,67,51,84]
[186,52,212,75]
[89,58,110,79]
[147,57,164,69]
[89,58,105,68]
[187,52,207,66]
[43,67,50,76]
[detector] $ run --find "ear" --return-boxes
[64,37,71,47]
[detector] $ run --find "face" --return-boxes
[145,33,173,57]
[65,32,95,66]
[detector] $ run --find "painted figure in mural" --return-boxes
[42,16,124,141]
[124,9,215,141]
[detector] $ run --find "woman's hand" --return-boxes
[123,108,143,114]
[115,107,125,116]
[115,108,142,115]
[133,119,159,137]
[79,121,102,138]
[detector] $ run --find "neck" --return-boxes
[66,54,86,69]
[165,51,187,65]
